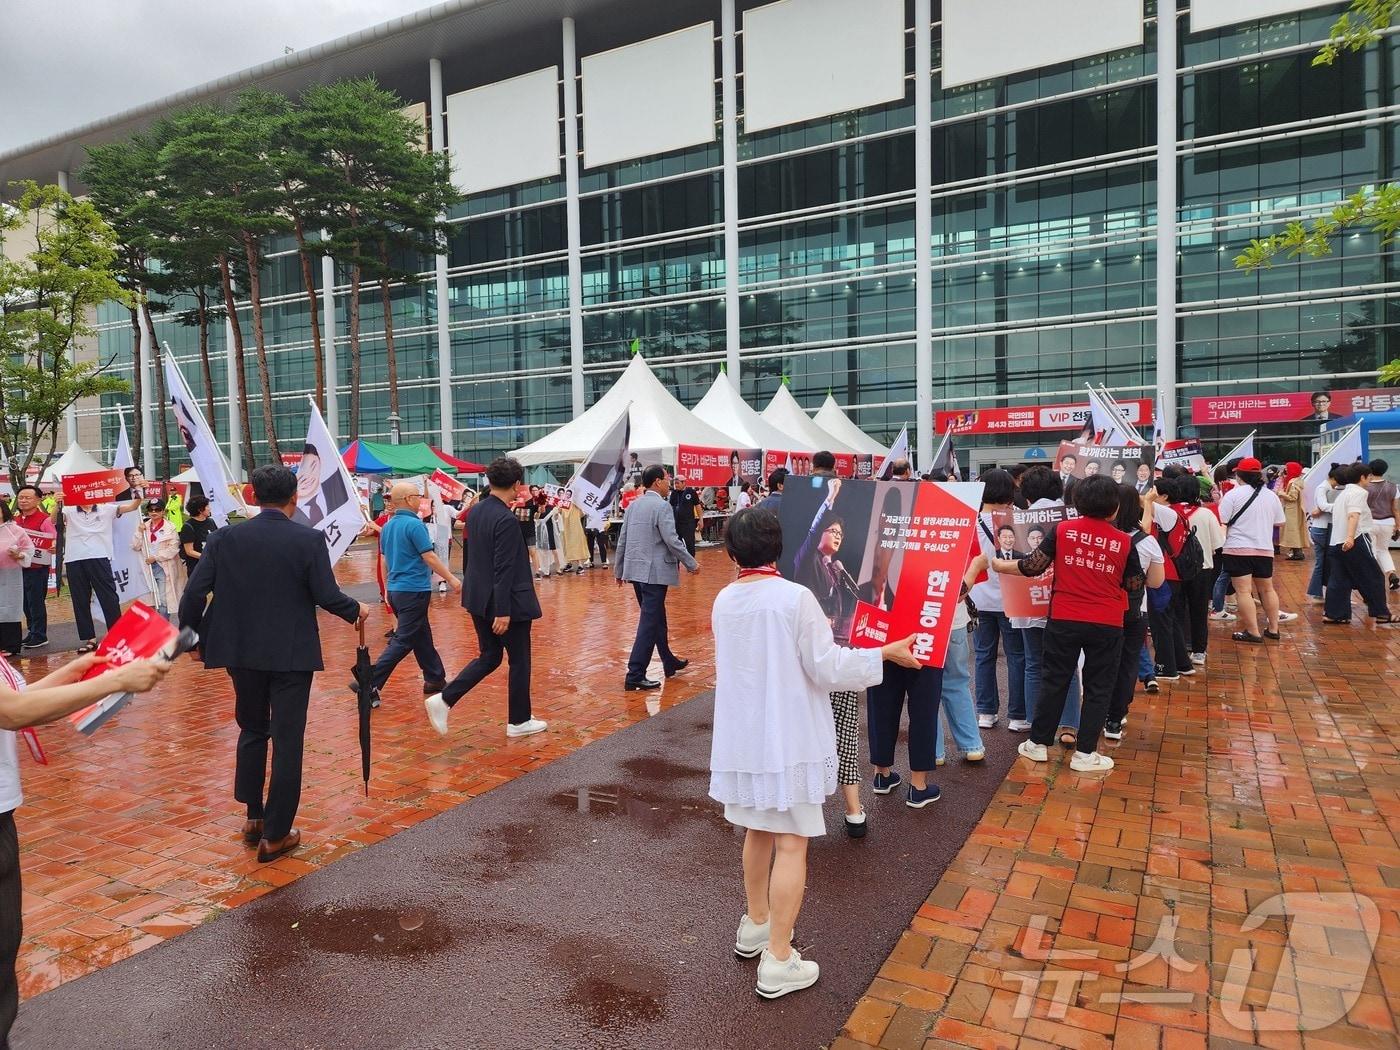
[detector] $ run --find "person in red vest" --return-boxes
[991,474,1143,774]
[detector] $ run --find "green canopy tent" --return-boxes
[339,440,484,475]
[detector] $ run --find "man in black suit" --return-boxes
[178,464,368,863]
[291,445,349,528]
[424,457,547,739]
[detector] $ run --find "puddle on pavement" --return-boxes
[550,937,669,1032]
[618,756,708,781]
[252,903,452,959]
[548,784,740,837]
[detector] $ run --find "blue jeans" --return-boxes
[973,611,1026,719]
[1307,526,1330,599]
[1210,564,1232,613]
[936,627,982,760]
[150,563,169,619]
[1023,624,1081,729]
[1138,642,1153,682]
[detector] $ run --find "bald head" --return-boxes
[390,481,420,506]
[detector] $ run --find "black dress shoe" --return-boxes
[624,678,661,691]
[665,659,689,678]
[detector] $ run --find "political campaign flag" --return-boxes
[300,398,365,567]
[165,356,244,526]
[109,416,153,605]
[877,426,909,480]
[929,427,962,481]
[1218,430,1256,466]
[1302,419,1364,519]
[567,405,630,531]
[1087,384,1145,447]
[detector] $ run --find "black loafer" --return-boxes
[624,678,661,691]
[665,659,689,678]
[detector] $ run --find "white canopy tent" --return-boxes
[692,371,814,452]
[760,384,853,452]
[814,394,891,456]
[40,443,107,482]
[509,354,739,465]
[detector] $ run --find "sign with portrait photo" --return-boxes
[997,503,1077,619]
[1053,441,1146,484]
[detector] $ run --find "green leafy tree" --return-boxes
[0,182,131,487]
[1237,0,1400,383]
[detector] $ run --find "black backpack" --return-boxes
[1159,505,1206,582]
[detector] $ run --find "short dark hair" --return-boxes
[1007,464,1028,481]
[767,468,787,490]
[1312,390,1331,404]
[1369,459,1389,476]
[812,450,836,471]
[997,524,1015,538]
[642,464,667,488]
[1171,474,1201,505]
[1019,466,1061,505]
[1072,474,1120,519]
[251,464,297,506]
[123,466,143,482]
[739,481,750,492]
[16,484,41,499]
[1161,464,1185,480]
[891,458,911,477]
[186,495,210,516]
[1235,469,1265,489]
[0,501,11,525]
[1115,483,1143,532]
[1028,525,1046,540]
[724,507,783,568]
[1340,462,1370,485]
[485,456,524,490]
[978,467,1015,506]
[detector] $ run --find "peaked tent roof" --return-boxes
[509,354,739,466]
[760,384,854,453]
[340,440,484,475]
[692,371,816,452]
[40,443,108,482]
[814,395,891,456]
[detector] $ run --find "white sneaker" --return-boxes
[1070,751,1114,773]
[977,714,997,729]
[1007,719,1032,732]
[964,749,985,762]
[1277,611,1298,623]
[756,947,819,999]
[1017,740,1047,762]
[1190,653,1206,665]
[506,718,548,738]
[424,693,450,736]
[437,581,447,593]
[735,914,769,959]
[1209,610,1236,621]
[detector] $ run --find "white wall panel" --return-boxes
[445,67,559,195]
[1190,0,1334,32]
[582,22,716,169]
[742,0,906,133]
[941,0,1144,89]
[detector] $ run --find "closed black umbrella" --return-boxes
[351,621,375,793]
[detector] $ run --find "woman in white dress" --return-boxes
[708,507,918,1000]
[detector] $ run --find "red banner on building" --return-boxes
[1189,387,1398,426]
[936,398,1152,436]
[61,469,125,507]
[677,445,764,486]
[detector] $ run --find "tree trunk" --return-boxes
[196,288,216,425]
[379,245,400,422]
[241,232,280,461]
[140,298,172,482]
[127,307,144,457]
[218,253,257,471]
[348,257,363,441]
[293,216,325,413]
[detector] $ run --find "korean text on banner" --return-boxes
[1054,441,1146,481]
[1160,438,1207,473]
[165,356,244,526]
[429,468,466,503]
[68,601,179,735]
[936,398,1152,436]
[61,470,125,507]
[998,503,1075,618]
[565,405,630,531]
[301,398,366,567]
[676,445,764,487]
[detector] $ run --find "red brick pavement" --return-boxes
[833,561,1400,1049]
[13,544,725,999]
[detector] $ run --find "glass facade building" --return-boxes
[25,1,1397,472]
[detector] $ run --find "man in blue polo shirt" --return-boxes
[367,481,461,702]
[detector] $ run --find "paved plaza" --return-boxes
[5,542,1397,1047]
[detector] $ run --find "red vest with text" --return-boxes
[1050,517,1131,626]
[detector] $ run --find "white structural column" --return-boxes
[429,58,458,451]
[562,20,586,417]
[721,0,742,380]
[1155,3,1179,439]
[320,248,338,434]
[57,170,79,448]
[137,312,156,476]
[913,0,934,472]
[225,314,242,479]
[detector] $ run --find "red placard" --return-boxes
[676,445,764,486]
[430,468,466,502]
[757,450,863,479]
[998,505,1075,618]
[61,469,126,506]
[1189,387,1397,425]
[937,398,1152,436]
[69,601,179,735]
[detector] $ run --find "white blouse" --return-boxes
[709,577,883,811]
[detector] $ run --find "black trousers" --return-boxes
[0,625,19,658]
[1108,616,1149,724]
[585,529,608,565]
[443,614,533,725]
[1325,540,1390,619]
[21,567,47,643]
[1031,619,1122,752]
[1148,580,1191,675]
[66,557,120,642]
[0,811,19,1049]
[1182,571,1213,654]
[676,519,697,557]
[370,590,445,691]
[627,582,678,683]
[228,668,314,842]
[866,662,942,772]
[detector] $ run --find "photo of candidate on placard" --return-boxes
[1054,441,1145,482]
[996,503,1076,619]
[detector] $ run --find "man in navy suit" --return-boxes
[179,464,368,863]
[424,457,547,739]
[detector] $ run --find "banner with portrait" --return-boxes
[298,399,365,567]
[1159,438,1207,474]
[997,503,1076,619]
[1053,441,1147,484]
[676,445,764,487]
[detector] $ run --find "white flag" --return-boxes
[565,405,631,531]
[878,426,909,480]
[1301,419,1364,519]
[1218,430,1256,467]
[299,398,365,568]
[109,415,153,606]
[1087,385,1146,447]
[1151,396,1165,467]
[165,356,244,526]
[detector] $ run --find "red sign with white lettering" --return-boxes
[61,470,126,507]
[1189,388,1397,425]
[936,398,1152,436]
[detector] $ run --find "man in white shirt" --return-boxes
[1324,462,1392,623]
[58,492,142,650]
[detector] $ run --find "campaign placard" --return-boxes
[430,468,466,502]
[676,445,764,487]
[70,601,180,735]
[997,503,1077,618]
[1053,442,1147,483]
[61,469,126,506]
[1159,438,1207,473]
[777,476,982,668]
